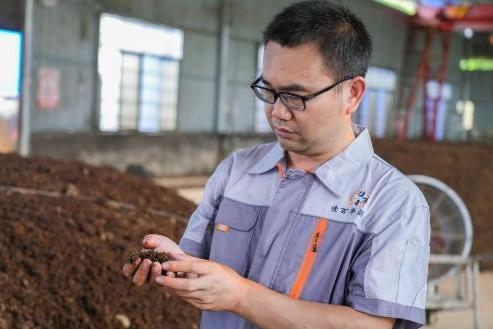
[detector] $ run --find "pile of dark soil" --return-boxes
[374,140,493,257]
[0,154,200,329]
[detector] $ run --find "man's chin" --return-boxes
[277,138,304,153]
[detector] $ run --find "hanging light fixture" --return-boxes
[372,0,417,16]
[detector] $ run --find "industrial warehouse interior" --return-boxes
[1,0,493,328]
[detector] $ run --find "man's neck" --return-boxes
[286,127,356,171]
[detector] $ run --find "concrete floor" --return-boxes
[155,176,207,204]
[156,176,493,329]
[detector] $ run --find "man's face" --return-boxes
[261,41,353,156]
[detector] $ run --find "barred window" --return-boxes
[98,14,183,133]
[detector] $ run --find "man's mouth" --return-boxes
[274,127,296,138]
[274,126,294,133]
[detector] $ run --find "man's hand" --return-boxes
[121,234,185,286]
[155,253,247,312]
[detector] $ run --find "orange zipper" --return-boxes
[289,218,328,299]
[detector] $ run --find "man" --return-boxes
[122,2,430,329]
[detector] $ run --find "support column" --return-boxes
[19,0,34,156]
[214,0,232,133]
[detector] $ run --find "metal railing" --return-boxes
[426,254,493,329]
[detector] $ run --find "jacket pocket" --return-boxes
[209,197,260,275]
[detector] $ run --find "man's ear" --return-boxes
[344,76,366,116]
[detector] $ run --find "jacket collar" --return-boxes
[248,124,374,197]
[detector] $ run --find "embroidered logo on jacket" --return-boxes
[349,190,370,208]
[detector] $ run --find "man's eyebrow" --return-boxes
[260,77,309,92]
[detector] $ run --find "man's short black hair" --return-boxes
[263,0,372,81]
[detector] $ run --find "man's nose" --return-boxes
[271,97,293,121]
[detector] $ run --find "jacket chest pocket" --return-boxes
[209,197,260,275]
[272,213,334,300]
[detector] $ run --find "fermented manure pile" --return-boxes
[0,154,200,329]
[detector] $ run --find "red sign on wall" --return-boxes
[37,67,60,111]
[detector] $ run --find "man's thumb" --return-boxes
[142,234,159,249]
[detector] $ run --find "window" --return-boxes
[0,29,22,151]
[98,14,183,133]
[457,100,474,132]
[356,67,397,138]
[426,80,452,141]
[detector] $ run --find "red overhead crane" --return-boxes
[399,3,493,141]
[416,4,493,32]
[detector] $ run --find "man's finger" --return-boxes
[163,260,211,275]
[166,287,201,298]
[155,275,203,291]
[186,272,200,279]
[122,258,141,278]
[143,235,185,255]
[150,262,162,286]
[170,252,198,262]
[142,234,159,249]
[132,259,152,286]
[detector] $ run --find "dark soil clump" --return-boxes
[128,250,175,264]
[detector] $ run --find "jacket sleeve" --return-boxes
[346,204,430,329]
[178,155,233,258]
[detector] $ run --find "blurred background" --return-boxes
[0,0,492,328]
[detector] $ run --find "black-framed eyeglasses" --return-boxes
[250,76,353,111]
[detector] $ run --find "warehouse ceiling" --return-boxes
[417,0,493,6]
[374,0,493,14]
